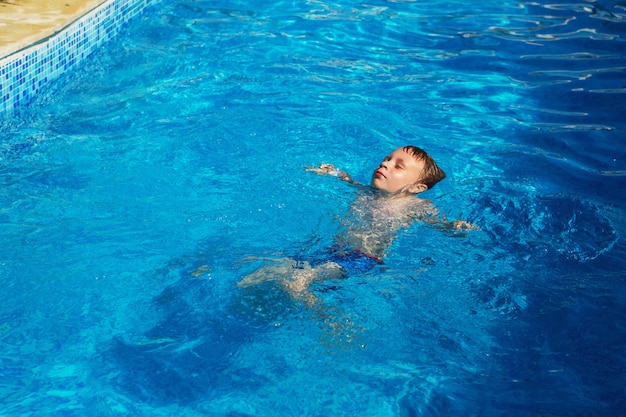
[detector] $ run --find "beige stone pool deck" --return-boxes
[0,0,105,58]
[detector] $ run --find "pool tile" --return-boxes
[0,0,158,115]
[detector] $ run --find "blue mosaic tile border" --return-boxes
[0,0,157,116]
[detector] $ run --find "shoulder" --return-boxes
[406,197,438,218]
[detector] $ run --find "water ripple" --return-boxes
[521,52,623,60]
[543,2,626,23]
[530,66,626,80]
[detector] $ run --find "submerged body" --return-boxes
[238,146,470,304]
[338,190,438,260]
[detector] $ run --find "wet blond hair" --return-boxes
[403,145,446,190]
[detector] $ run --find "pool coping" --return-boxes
[0,0,158,116]
[0,0,107,59]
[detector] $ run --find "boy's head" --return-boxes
[371,145,446,194]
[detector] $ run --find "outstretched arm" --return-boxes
[416,204,480,233]
[305,163,361,185]
[429,213,480,233]
[443,218,480,231]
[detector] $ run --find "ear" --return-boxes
[407,182,427,194]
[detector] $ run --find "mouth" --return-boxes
[374,170,385,178]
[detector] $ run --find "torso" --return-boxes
[338,190,437,259]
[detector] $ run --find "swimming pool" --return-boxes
[1,0,625,415]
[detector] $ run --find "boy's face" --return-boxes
[371,148,427,194]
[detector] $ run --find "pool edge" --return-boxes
[0,0,159,116]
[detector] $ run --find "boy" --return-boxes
[238,145,474,304]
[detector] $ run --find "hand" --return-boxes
[450,220,480,231]
[305,163,341,176]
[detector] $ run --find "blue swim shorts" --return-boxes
[325,245,383,276]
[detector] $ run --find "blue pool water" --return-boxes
[1,0,625,415]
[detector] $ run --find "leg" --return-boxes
[281,261,344,294]
[238,259,345,305]
[237,258,304,288]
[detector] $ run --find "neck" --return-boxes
[369,187,416,200]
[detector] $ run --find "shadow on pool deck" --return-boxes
[0,0,105,58]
